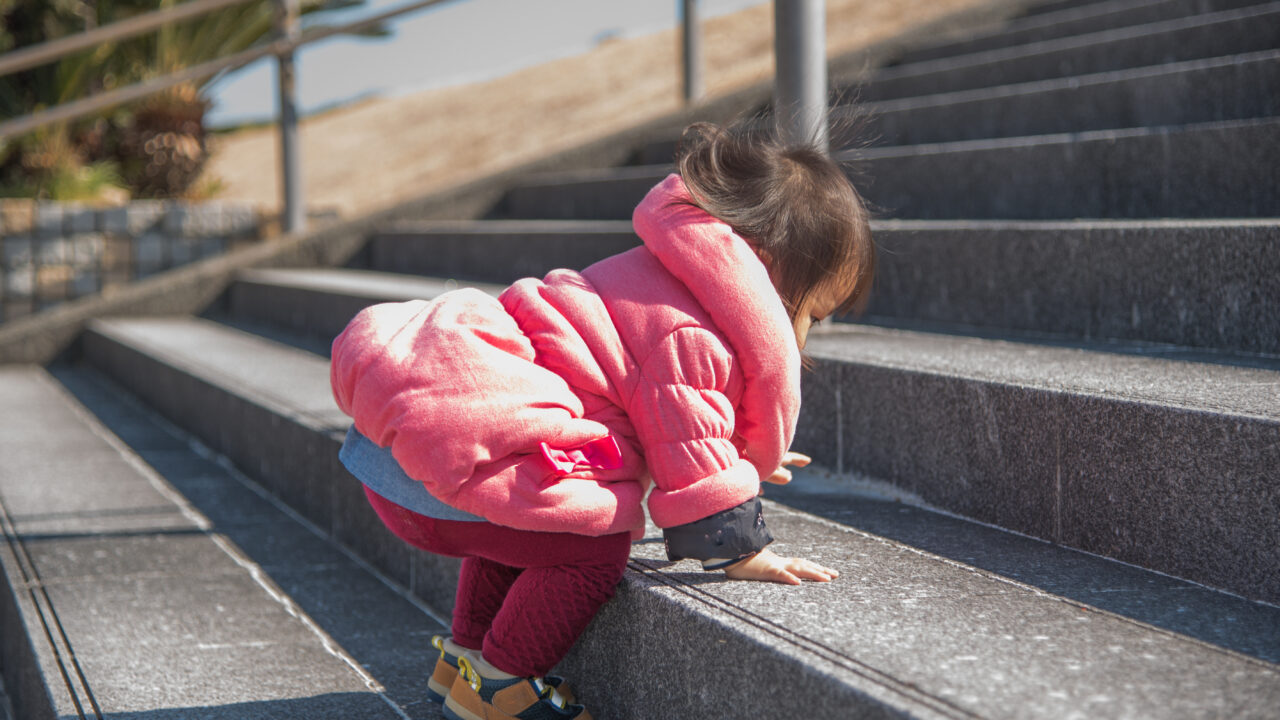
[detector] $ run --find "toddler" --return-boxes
[330,121,875,720]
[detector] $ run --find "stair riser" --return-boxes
[365,230,640,281]
[858,6,1280,101]
[635,53,1280,160]
[559,573,937,719]
[796,359,1280,603]
[502,121,1280,221]
[79,328,463,616]
[0,551,61,720]
[868,53,1280,146]
[1026,0,1133,15]
[500,175,657,221]
[226,282,373,346]
[859,120,1280,219]
[866,223,1280,354]
[898,0,1268,64]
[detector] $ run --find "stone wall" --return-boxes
[0,200,260,322]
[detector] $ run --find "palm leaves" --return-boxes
[1,0,386,199]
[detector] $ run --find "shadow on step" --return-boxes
[765,485,1280,665]
[93,692,412,720]
[48,364,449,720]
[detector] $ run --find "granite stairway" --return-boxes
[2,0,1278,717]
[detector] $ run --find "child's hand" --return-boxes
[723,548,838,585]
[764,451,811,485]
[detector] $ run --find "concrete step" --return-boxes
[221,268,506,345]
[855,3,1280,102]
[853,117,1280,219]
[233,214,1279,355]
[1022,0,1137,15]
[862,50,1280,146]
[0,364,449,720]
[77,317,466,617]
[67,315,1280,718]
[503,117,1280,220]
[893,0,1270,65]
[494,166,661,222]
[179,271,1280,601]
[866,219,1280,355]
[797,323,1280,603]
[362,219,638,282]
[633,50,1280,162]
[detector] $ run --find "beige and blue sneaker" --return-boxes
[443,652,590,720]
[427,635,468,703]
[428,635,575,706]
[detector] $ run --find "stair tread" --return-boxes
[238,267,506,301]
[627,490,1280,719]
[807,324,1280,421]
[88,316,346,430]
[0,365,445,719]
[378,218,634,234]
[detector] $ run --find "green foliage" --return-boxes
[0,123,128,201]
[43,159,126,201]
[0,0,387,200]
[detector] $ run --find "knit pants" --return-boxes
[363,487,632,677]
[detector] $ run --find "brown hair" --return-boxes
[674,120,875,323]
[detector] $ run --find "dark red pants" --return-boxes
[364,488,631,677]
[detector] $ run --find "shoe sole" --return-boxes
[427,675,451,704]
[442,695,486,720]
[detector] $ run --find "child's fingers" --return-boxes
[782,452,812,467]
[763,467,792,485]
[772,568,802,585]
[788,559,839,582]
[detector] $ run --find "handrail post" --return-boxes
[774,0,828,152]
[682,0,704,105]
[274,0,305,234]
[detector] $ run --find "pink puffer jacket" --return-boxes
[330,174,801,537]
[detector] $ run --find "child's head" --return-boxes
[674,121,875,349]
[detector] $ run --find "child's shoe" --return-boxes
[443,653,591,720]
[427,635,468,703]
[428,635,576,705]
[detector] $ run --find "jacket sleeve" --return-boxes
[664,496,772,569]
[630,326,773,563]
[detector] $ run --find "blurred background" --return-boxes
[0,0,984,218]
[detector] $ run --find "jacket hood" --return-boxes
[631,173,801,475]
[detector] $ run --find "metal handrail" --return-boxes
[1,36,290,140]
[0,0,723,233]
[0,0,257,78]
[0,0,451,141]
[0,0,456,233]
